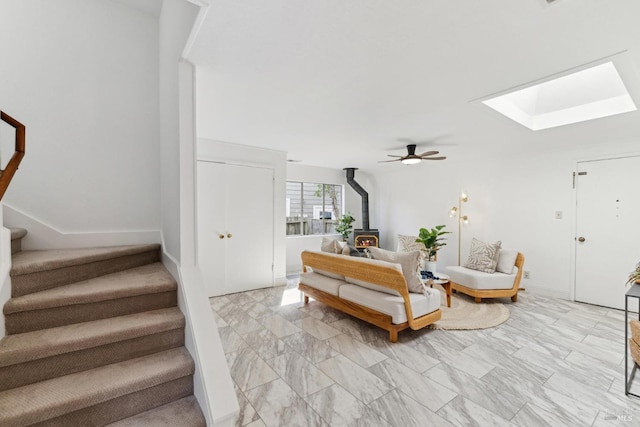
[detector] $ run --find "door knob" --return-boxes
[227,233,233,238]
[219,234,225,239]
[577,236,586,242]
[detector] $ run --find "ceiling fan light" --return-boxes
[401,157,421,165]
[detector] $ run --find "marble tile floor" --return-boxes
[210,277,640,427]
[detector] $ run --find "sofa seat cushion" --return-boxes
[339,284,440,324]
[300,271,347,296]
[444,266,519,290]
[312,268,345,281]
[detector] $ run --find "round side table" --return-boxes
[422,272,451,307]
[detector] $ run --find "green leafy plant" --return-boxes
[335,212,355,241]
[627,261,640,286]
[415,225,451,261]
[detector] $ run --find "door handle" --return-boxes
[227,233,233,238]
[577,236,586,242]
[219,234,225,239]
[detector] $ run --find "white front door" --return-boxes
[575,155,640,310]
[197,161,275,297]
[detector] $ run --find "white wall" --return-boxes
[3,205,161,250]
[372,139,640,299]
[285,163,375,274]
[0,0,161,238]
[196,138,288,284]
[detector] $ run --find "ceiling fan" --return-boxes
[380,144,446,165]
[396,136,458,148]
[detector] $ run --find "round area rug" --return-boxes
[427,285,510,330]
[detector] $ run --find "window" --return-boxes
[286,181,343,236]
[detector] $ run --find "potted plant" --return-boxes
[627,261,640,286]
[336,212,355,242]
[415,225,451,272]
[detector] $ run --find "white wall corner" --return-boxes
[176,46,239,425]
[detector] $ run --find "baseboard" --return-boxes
[3,204,160,250]
[523,284,570,300]
[286,264,303,276]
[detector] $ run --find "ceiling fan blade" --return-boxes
[378,158,403,163]
[386,154,403,158]
[421,156,447,160]
[417,150,439,157]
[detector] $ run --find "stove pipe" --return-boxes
[344,168,369,230]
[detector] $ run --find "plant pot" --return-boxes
[423,260,437,273]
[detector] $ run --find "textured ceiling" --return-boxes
[187,0,640,171]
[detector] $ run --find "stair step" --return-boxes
[106,396,206,426]
[0,347,195,426]
[9,227,27,255]
[10,228,27,241]
[10,243,161,297]
[4,262,177,334]
[0,307,185,390]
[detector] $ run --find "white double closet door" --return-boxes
[197,160,274,297]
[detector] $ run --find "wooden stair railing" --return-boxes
[0,111,26,201]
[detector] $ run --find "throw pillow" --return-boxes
[368,247,423,293]
[342,245,362,257]
[397,234,425,253]
[464,238,502,273]
[397,234,427,263]
[496,248,518,274]
[321,237,341,254]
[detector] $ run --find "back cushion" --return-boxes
[496,248,518,274]
[321,237,341,254]
[368,247,423,293]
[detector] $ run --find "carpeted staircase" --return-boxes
[0,229,206,426]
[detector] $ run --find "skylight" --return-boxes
[482,61,637,131]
